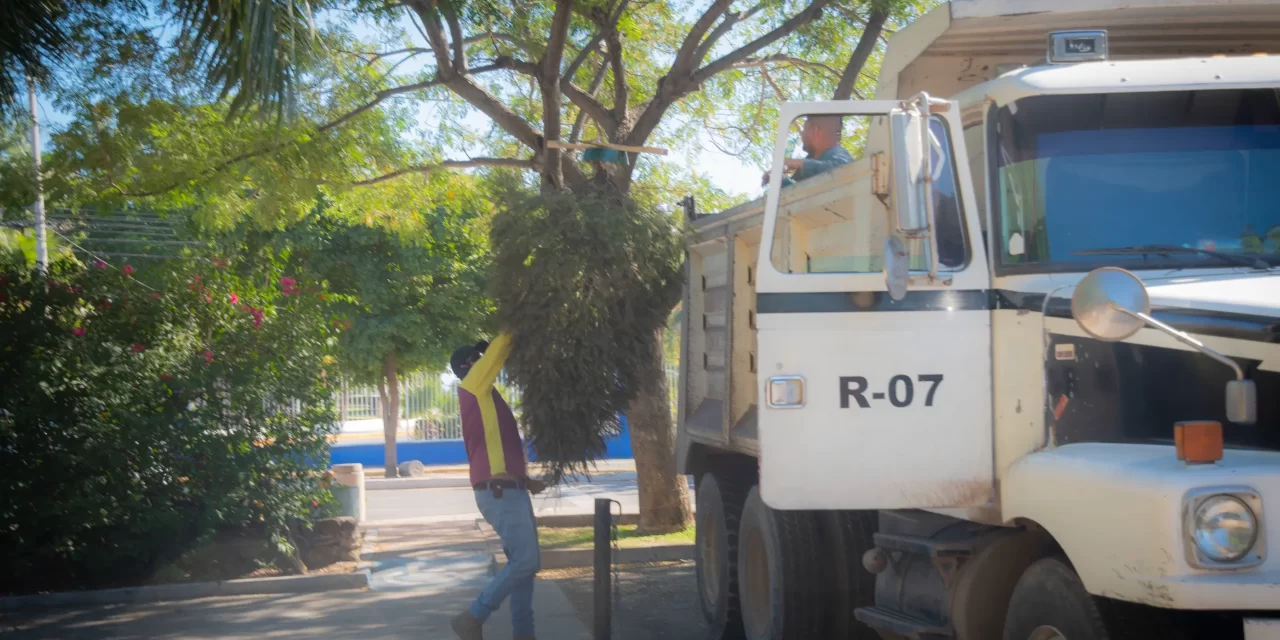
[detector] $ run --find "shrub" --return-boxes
[0,257,339,593]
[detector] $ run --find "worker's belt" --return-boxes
[473,478,526,498]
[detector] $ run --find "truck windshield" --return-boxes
[993,88,1280,270]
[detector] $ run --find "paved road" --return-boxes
[367,472,694,524]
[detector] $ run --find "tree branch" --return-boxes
[692,3,765,68]
[352,158,537,186]
[692,0,830,86]
[562,79,618,134]
[406,0,455,73]
[564,0,629,82]
[570,56,610,143]
[833,7,886,101]
[731,54,841,79]
[670,0,732,77]
[441,3,467,72]
[607,32,627,122]
[625,0,828,146]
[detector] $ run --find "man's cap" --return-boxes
[451,344,482,378]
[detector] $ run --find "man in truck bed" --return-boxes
[761,114,854,187]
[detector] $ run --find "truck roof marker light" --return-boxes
[1047,30,1108,65]
[1175,421,1224,465]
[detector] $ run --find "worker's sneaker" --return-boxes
[450,611,484,640]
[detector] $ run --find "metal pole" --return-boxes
[27,77,47,273]
[593,498,612,640]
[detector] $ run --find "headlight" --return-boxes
[1192,495,1258,562]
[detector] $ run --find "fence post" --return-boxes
[593,498,612,640]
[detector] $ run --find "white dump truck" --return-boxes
[675,1,1280,639]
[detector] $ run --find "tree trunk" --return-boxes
[378,351,400,478]
[628,328,693,533]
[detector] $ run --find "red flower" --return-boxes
[92,259,108,270]
[123,265,135,276]
[213,258,227,269]
[204,294,212,303]
[151,292,162,299]
[161,374,174,381]
[72,327,86,337]
[130,343,146,353]
[203,350,214,364]
[311,500,319,508]
[229,292,239,304]
[247,306,264,329]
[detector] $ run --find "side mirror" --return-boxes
[889,98,930,236]
[1071,267,1257,425]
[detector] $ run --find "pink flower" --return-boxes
[279,277,298,295]
[151,293,162,299]
[130,343,146,353]
[203,350,214,365]
[229,293,239,304]
[213,258,227,269]
[72,327,86,337]
[248,306,264,329]
[123,265,135,276]
[92,260,107,270]
[311,500,319,508]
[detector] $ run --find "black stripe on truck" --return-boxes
[756,290,991,314]
[757,290,1279,344]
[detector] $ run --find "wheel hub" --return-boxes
[1028,625,1067,640]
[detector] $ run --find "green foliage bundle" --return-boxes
[0,256,339,594]
[490,187,683,483]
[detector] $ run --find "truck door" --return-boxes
[756,99,994,510]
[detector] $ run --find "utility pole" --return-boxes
[27,77,47,272]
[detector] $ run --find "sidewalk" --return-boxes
[1,520,590,640]
[364,458,638,490]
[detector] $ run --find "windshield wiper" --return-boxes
[1073,244,1271,270]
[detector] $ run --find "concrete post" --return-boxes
[332,463,367,523]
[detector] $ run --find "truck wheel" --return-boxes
[696,472,749,639]
[1003,557,1109,640]
[737,486,826,640]
[821,511,879,639]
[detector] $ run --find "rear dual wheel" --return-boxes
[696,472,750,639]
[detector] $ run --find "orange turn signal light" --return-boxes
[1175,421,1223,464]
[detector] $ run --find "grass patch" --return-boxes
[538,525,695,550]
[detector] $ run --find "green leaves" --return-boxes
[490,186,683,483]
[0,255,339,593]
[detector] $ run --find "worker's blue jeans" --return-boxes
[470,486,539,637]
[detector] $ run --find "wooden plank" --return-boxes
[544,140,669,156]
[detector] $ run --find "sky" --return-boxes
[22,4,787,213]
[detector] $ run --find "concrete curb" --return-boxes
[0,570,372,612]
[492,545,695,572]
[366,476,472,490]
[536,513,640,527]
[356,527,379,571]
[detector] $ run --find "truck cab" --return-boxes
[676,2,1280,639]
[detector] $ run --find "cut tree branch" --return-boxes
[351,158,537,186]
[607,32,627,122]
[833,7,886,101]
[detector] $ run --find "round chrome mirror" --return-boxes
[1071,267,1150,341]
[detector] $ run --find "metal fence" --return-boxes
[334,365,680,442]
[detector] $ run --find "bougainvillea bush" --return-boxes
[0,257,339,594]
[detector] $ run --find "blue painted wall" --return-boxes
[330,414,633,467]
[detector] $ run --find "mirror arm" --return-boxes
[1117,307,1245,380]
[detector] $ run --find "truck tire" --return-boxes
[1003,557,1110,640]
[821,511,879,639]
[737,486,827,640]
[696,472,749,639]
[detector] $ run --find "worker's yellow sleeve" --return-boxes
[460,332,513,395]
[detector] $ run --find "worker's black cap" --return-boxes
[450,344,481,379]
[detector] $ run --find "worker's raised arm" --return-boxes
[460,332,514,394]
